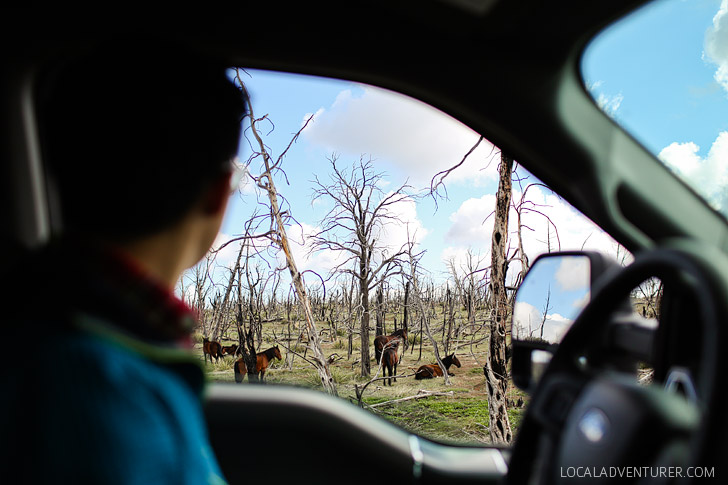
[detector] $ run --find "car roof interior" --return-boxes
[6,0,725,259]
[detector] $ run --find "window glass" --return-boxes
[180,69,627,445]
[582,0,728,217]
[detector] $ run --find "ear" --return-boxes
[200,172,232,215]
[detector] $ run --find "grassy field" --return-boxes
[196,317,527,446]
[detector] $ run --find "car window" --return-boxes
[582,0,728,219]
[179,69,629,446]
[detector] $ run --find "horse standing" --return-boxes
[381,345,403,386]
[202,337,223,364]
[374,329,408,365]
[233,345,283,383]
[414,353,461,380]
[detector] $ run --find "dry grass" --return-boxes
[195,316,527,445]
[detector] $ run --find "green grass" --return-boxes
[369,396,502,445]
[197,313,526,446]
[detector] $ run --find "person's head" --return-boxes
[40,38,247,251]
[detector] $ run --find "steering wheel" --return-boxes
[507,248,728,484]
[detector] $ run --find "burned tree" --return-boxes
[484,152,514,445]
[311,156,412,377]
[231,70,337,396]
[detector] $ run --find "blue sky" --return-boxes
[214,69,617,290]
[195,0,727,295]
[584,0,728,214]
[512,255,591,343]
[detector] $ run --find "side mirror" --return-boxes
[511,251,619,391]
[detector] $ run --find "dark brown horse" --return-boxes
[414,353,461,380]
[202,337,223,364]
[374,328,408,365]
[382,346,402,386]
[221,344,238,356]
[233,345,283,383]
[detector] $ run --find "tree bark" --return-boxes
[240,75,337,396]
[375,285,385,337]
[360,276,371,377]
[485,152,514,445]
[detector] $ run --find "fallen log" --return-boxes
[368,390,454,409]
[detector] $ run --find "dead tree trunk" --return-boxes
[485,152,514,445]
[403,281,410,332]
[238,73,337,396]
[375,285,385,337]
[236,258,258,383]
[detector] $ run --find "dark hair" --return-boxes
[40,39,247,242]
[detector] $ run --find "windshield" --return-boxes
[582,0,728,217]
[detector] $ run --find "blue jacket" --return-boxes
[0,242,227,484]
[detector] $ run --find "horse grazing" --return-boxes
[221,344,238,356]
[374,328,408,365]
[414,353,462,380]
[233,345,283,383]
[202,337,223,364]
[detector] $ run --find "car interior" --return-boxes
[3,1,726,483]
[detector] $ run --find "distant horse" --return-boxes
[233,345,283,383]
[202,337,223,364]
[414,353,461,380]
[221,344,238,357]
[381,346,402,386]
[374,328,408,365]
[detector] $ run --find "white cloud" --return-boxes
[512,301,572,343]
[705,0,728,94]
[441,185,622,266]
[586,80,623,117]
[302,84,499,187]
[443,194,497,246]
[372,194,429,255]
[596,91,624,116]
[209,232,243,269]
[280,195,428,281]
[280,221,347,279]
[542,315,572,344]
[554,256,590,292]
[658,131,728,213]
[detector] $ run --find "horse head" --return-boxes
[273,345,282,360]
[393,328,409,350]
[448,354,462,368]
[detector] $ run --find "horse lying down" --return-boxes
[414,353,461,379]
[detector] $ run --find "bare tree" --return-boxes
[232,70,337,396]
[310,155,412,377]
[485,152,514,445]
[402,232,451,385]
[179,252,215,337]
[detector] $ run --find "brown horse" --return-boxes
[414,353,461,380]
[374,328,408,365]
[221,344,238,356]
[382,346,402,386]
[202,337,223,364]
[233,345,283,383]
